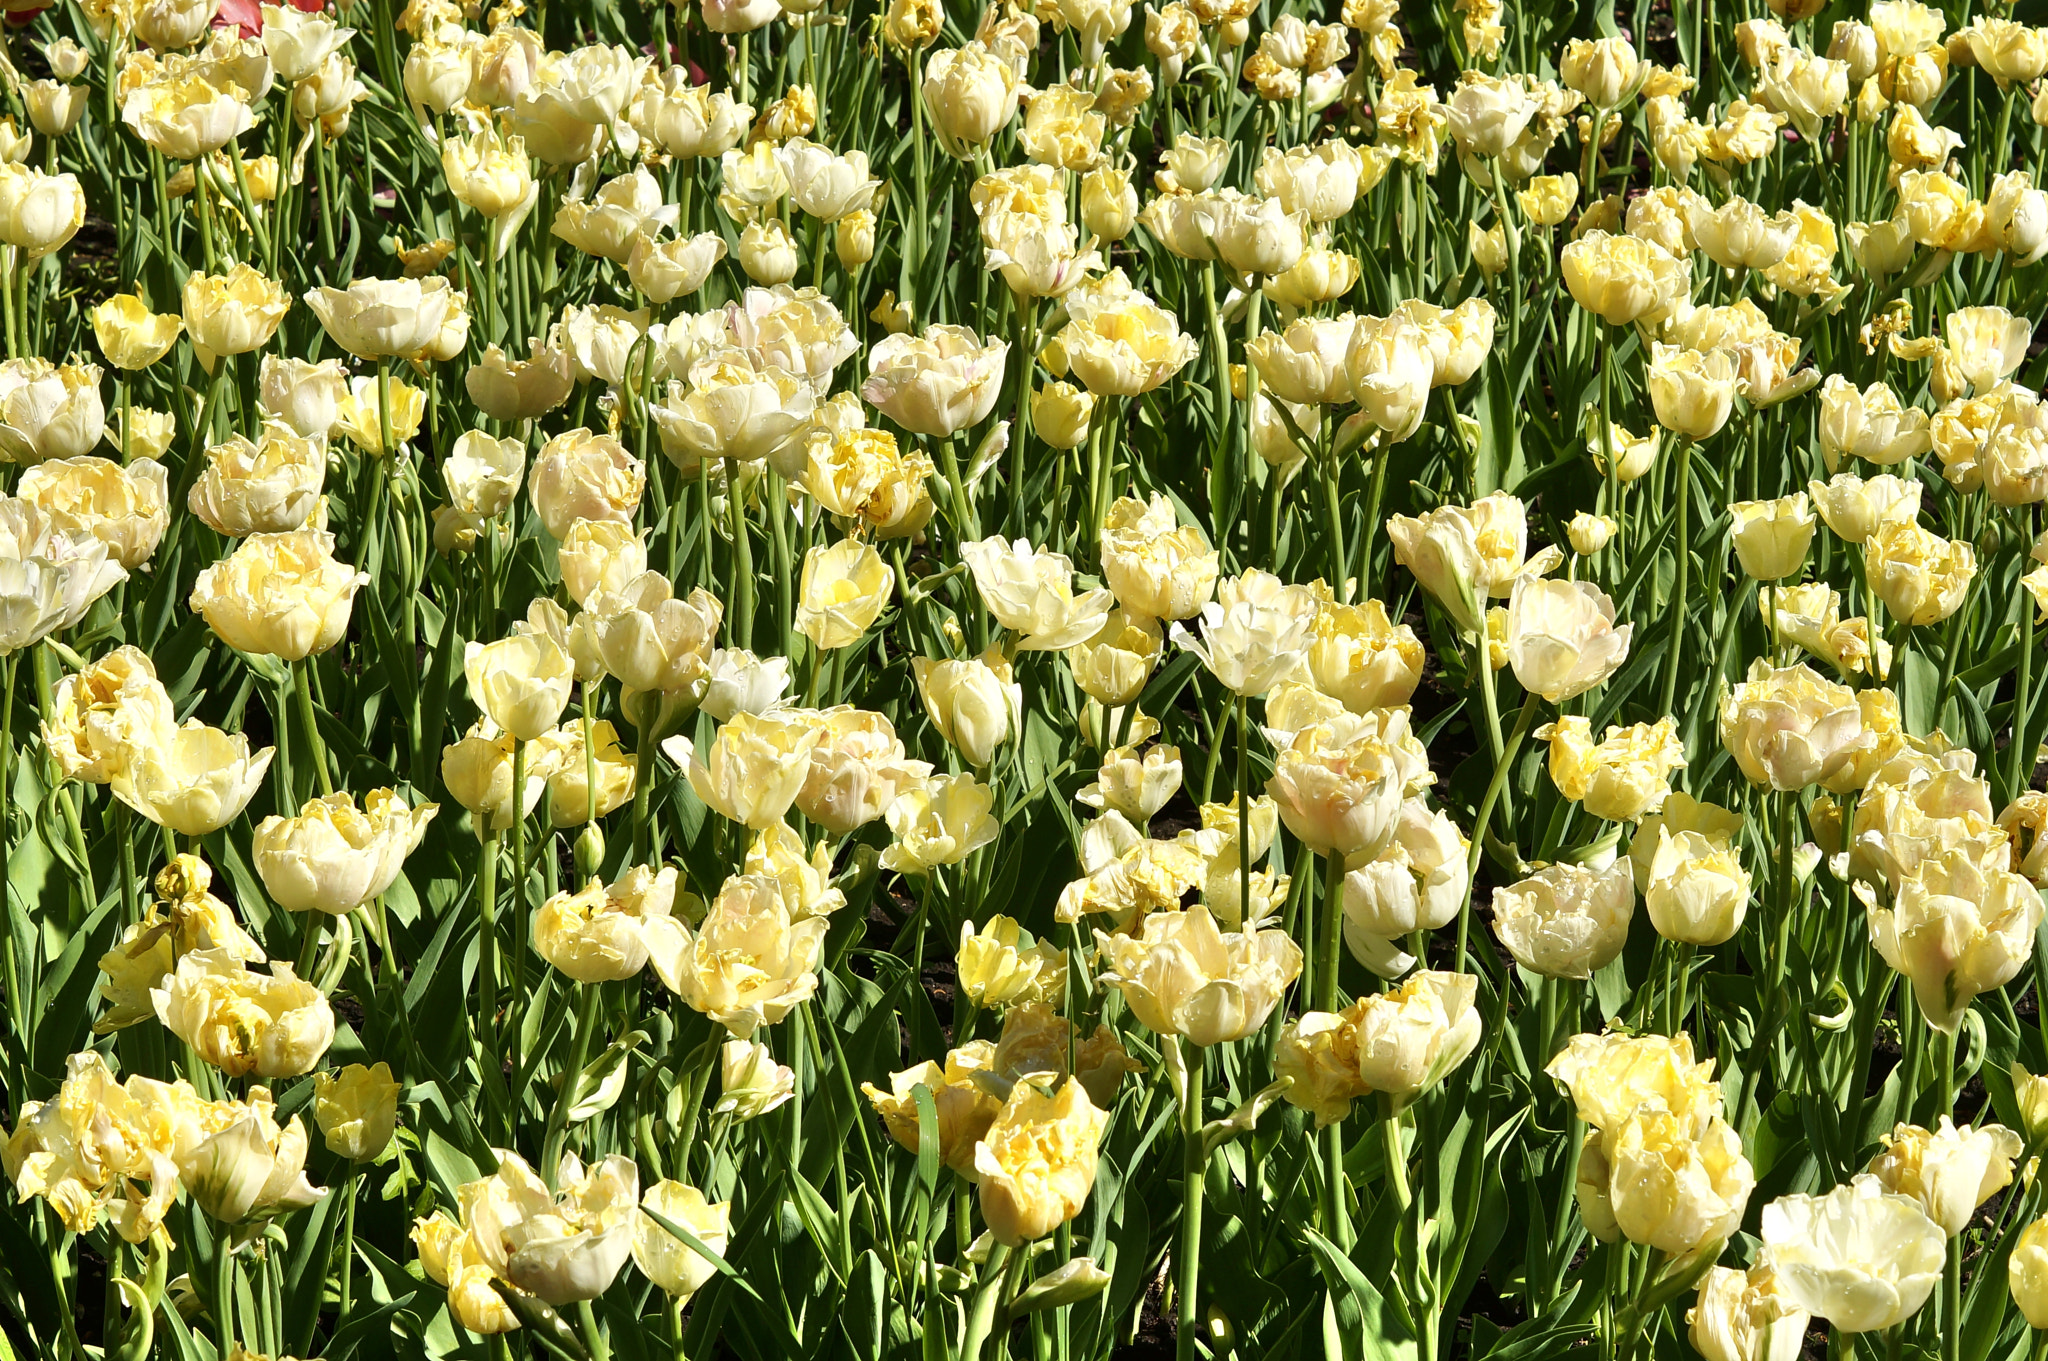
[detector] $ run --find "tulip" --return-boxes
[1444,70,1539,158]
[958,915,1065,1010]
[1563,34,1643,108]
[655,355,817,477]
[683,710,823,829]
[252,788,436,916]
[1043,270,1197,397]
[1338,800,1469,971]
[42,645,175,786]
[1264,715,1406,859]
[463,1150,639,1306]
[1870,845,2043,1033]
[1491,861,1635,979]
[314,1062,401,1162]
[188,528,367,661]
[1278,971,1481,1124]
[633,1181,731,1299]
[1516,173,1577,227]
[0,358,104,464]
[913,649,1021,769]
[1868,1117,2024,1236]
[1728,493,1817,582]
[646,873,827,1035]
[793,537,893,652]
[791,709,930,835]
[305,275,457,360]
[1644,826,1752,946]
[1538,714,1686,823]
[1546,1029,1725,1133]
[553,167,679,263]
[962,536,1115,650]
[1605,1105,1754,1255]
[1169,568,1321,697]
[3,1052,190,1241]
[1864,519,1976,626]
[1562,231,1692,326]
[882,773,1000,872]
[178,1091,327,1226]
[709,1039,796,1124]
[1095,905,1301,1046]
[187,422,324,539]
[1099,493,1219,621]
[182,263,289,370]
[532,865,678,984]
[1646,343,1742,440]
[0,162,78,262]
[152,949,333,1078]
[975,1076,1108,1246]
[861,325,1009,437]
[17,456,169,569]
[111,720,272,836]
[1502,577,1633,703]
[1946,306,2033,393]
[122,74,252,160]
[1689,1265,1809,1361]
[1345,315,1435,441]
[1807,472,1921,545]
[862,1042,1002,1175]
[89,294,183,371]
[1080,167,1138,242]
[1760,1175,1946,1333]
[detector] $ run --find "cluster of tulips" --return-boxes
[2,0,2048,1357]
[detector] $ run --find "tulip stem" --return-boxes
[1381,1101,1410,1214]
[1318,851,1350,1247]
[959,1239,1011,1361]
[631,721,657,867]
[510,739,531,1046]
[1657,436,1693,718]
[1459,690,1542,973]
[337,1169,358,1332]
[542,982,605,1188]
[1175,1038,1205,1361]
[726,458,754,650]
[294,659,333,797]
[477,829,501,1079]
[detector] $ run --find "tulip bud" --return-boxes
[835,209,876,268]
[1567,512,1617,556]
[715,1039,795,1121]
[314,1061,402,1161]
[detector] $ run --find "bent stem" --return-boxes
[542,982,605,1183]
[1175,1038,1206,1361]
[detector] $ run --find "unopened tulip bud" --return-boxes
[315,1061,402,1161]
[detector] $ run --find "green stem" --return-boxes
[958,1241,1013,1361]
[1658,437,1693,717]
[542,983,605,1181]
[510,739,530,1053]
[1382,1104,1411,1214]
[477,830,501,1080]
[295,658,333,797]
[338,1169,358,1331]
[1459,690,1543,971]
[726,458,754,650]
[1176,1039,1206,1361]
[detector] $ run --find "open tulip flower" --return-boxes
[8,3,2048,1360]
